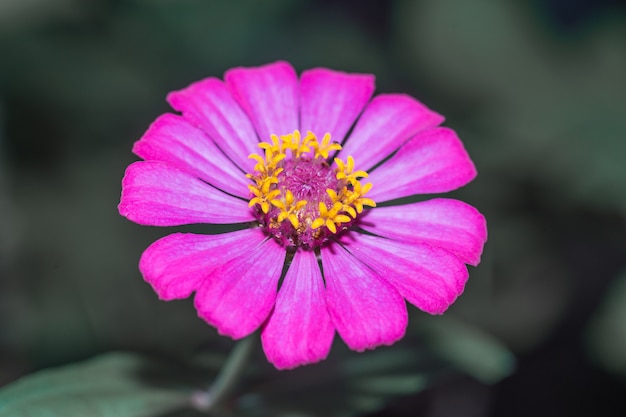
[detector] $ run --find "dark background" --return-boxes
[2,1,626,416]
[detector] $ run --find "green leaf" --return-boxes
[0,352,194,417]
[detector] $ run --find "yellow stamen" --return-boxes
[246,130,376,240]
[271,190,307,229]
[326,188,357,218]
[279,130,316,158]
[335,155,368,185]
[258,134,286,154]
[248,187,280,214]
[312,201,351,234]
[311,132,342,159]
[342,181,376,214]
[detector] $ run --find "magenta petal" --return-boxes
[167,77,258,171]
[367,128,477,202]
[133,113,248,198]
[361,199,487,266]
[340,94,444,171]
[321,244,407,351]
[340,233,468,314]
[139,228,266,301]
[194,238,286,339]
[261,250,334,370]
[225,61,299,141]
[119,161,253,226]
[300,68,374,144]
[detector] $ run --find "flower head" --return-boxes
[118,61,487,369]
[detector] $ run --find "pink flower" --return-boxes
[118,61,487,370]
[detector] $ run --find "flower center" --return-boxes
[246,130,376,249]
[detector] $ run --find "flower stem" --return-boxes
[192,335,255,412]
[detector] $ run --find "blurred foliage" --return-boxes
[414,316,515,384]
[1,0,626,416]
[0,352,196,417]
[0,327,512,417]
[394,0,626,213]
[586,269,626,377]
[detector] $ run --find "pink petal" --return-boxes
[321,244,407,351]
[139,228,266,300]
[194,238,286,339]
[367,128,477,202]
[339,94,444,171]
[133,113,248,198]
[119,161,253,226]
[360,198,487,266]
[261,250,334,369]
[225,61,299,141]
[299,68,375,144]
[167,77,258,171]
[339,233,469,315]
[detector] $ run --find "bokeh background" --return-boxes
[2,0,626,416]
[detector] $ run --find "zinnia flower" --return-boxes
[118,61,487,369]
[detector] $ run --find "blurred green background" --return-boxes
[1,0,626,416]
